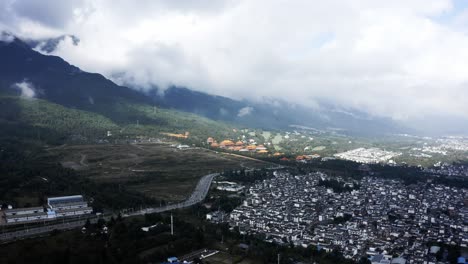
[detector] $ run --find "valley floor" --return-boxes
[45,143,269,202]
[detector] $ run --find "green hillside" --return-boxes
[0,95,238,145]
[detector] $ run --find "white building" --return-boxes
[48,195,93,218]
[3,206,48,224]
[1,195,93,225]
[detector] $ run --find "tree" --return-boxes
[85,219,91,228]
[358,257,371,264]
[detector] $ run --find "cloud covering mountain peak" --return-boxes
[2,0,468,131]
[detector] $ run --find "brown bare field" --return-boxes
[46,143,269,202]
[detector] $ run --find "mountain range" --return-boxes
[0,32,407,141]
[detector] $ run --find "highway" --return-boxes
[124,173,218,216]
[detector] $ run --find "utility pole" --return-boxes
[171,213,174,235]
[277,253,280,264]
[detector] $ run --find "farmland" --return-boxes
[46,143,269,202]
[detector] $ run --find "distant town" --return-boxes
[333,148,401,164]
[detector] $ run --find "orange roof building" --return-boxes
[257,150,269,154]
[211,142,219,148]
[235,141,244,146]
[247,145,257,150]
[296,155,305,160]
[161,132,188,138]
[220,140,235,147]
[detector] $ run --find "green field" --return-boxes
[271,134,283,144]
[46,143,269,202]
[261,131,271,140]
[312,146,326,151]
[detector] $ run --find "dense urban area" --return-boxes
[228,171,468,264]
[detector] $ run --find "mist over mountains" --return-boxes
[0,33,412,137]
[25,34,79,53]
[2,1,468,137]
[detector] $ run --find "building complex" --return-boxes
[1,195,92,225]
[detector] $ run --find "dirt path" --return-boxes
[205,148,276,166]
[79,154,88,167]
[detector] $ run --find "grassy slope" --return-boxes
[0,95,238,144]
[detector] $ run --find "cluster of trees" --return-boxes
[235,236,361,264]
[203,190,244,213]
[0,96,118,144]
[426,242,461,263]
[221,168,274,183]
[108,214,205,262]
[333,213,353,224]
[0,95,241,147]
[18,98,118,137]
[318,179,360,193]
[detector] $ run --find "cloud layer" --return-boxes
[2,0,468,125]
[13,81,36,98]
[237,106,253,117]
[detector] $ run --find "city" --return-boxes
[228,171,468,263]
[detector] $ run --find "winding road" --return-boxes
[124,173,218,217]
[0,173,218,242]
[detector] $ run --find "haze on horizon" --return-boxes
[1,0,468,134]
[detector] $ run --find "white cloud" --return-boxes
[237,106,253,117]
[13,81,36,98]
[1,0,468,126]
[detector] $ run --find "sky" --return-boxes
[1,0,468,126]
